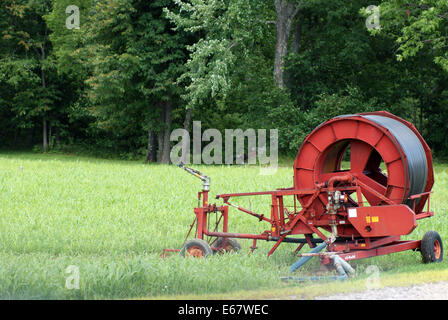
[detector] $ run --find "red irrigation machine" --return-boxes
[163,111,443,279]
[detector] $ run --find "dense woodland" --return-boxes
[0,0,447,161]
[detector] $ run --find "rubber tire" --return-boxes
[180,239,213,258]
[421,231,443,263]
[214,237,242,253]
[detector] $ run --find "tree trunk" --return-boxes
[145,128,156,163]
[286,16,302,89]
[273,0,303,88]
[179,108,192,164]
[183,108,191,132]
[39,43,48,152]
[290,16,302,56]
[160,101,173,164]
[48,123,52,148]
[156,107,164,163]
[42,117,48,152]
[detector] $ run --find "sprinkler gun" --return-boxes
[178,163,210,191]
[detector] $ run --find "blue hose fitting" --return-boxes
[289,242,327,273]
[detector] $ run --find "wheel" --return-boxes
[421,231,443,263]
[213,237,242,253]
[180,238,213,258]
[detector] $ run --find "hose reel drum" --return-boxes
[294,111,434,238]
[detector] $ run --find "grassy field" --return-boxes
[0,152,447,299]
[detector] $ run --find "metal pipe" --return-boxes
[205,231,269,241]
[327,174,354,190]
[282,253,350,282]
[289,242,327,273]
[270,237,324,244]
[178,163,210,191]
[332,255,355,276]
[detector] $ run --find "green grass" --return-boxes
[0,151,447,299]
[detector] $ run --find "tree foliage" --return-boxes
[1,0,447,159]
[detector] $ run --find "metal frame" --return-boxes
[165,172,433,265]
[163,112,436,267]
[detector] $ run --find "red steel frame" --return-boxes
[172,173,433,265]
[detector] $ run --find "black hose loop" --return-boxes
[362,115,428,202]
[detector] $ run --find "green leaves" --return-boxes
[374,0,448,70]
[0,0,447,158]
[166,0,270,110]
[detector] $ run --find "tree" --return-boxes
[273,0,304,88]
[166,0,290,160]
[66,0,190,162]
[367,0,448,156]
[45,0,95,149]
[0,0,58,151]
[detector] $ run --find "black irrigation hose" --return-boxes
[336,114,428,205]
[361,114,428,203]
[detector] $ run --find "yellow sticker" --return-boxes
[366,216,371,223]
[271,227,276,232]
[361,243,366,247]
[372,216,379,223]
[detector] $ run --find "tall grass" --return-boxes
[0,152,446,299]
